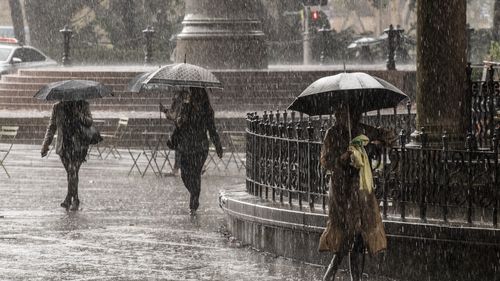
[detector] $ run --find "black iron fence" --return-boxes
[468,63,500,149]
[246,110,500,227]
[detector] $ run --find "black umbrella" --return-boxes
[127,71,154,93]
[287,72,408,116]
[34,80,113,101]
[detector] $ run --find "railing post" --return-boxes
[399,129,406,220]
[270,112,276,202]
[493,128,499,227]
[419,127,428,222]
[296,120,303,208]
[287,113,294,206]
[466,131,474,225]
[307,117,315,209]
[442,131,449,223]
[278,112,285,204]
[406,100,412,140]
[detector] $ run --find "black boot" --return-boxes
[323,253,342,281]
[60,195,71,210]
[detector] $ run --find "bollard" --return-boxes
[59,25,73,66]
[143,26,155,65]
[384,24,396,70]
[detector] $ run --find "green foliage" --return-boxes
[488,41,500,61]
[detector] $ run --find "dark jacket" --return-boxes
[318,123,390,256]
[164,90,222,155]
[42,101,93,158]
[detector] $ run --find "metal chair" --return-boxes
[0,126,19,178]
[101,117,129,159]
[223,131,246,171]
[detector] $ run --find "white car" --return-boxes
[0,41,57,76]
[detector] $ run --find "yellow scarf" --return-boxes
[348,134,373,193]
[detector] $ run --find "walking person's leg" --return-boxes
[323,251,345,281]
[60,157,72,209]
[179,151,208,214]
[70,160,83,210]
[349,234,365,281]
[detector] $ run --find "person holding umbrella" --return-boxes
[37,80,111,211]
[288,72,407,281]
[160,87,223,215]
[128,62,224,215]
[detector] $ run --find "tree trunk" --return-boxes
[8,0,25,44]
[415,0,468,146]
[494,0,500,41]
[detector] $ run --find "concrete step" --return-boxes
[1,75,137,85]
[0,82,128,92]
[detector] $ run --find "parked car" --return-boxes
[0,26,30,44]
[0,40,57,76]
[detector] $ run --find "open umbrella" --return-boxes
[347,37,383,49]
[34,80,113,101]
[287,72,408,116]
[127,71,155,93]
[142,63,223,89]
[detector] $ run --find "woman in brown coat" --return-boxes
[160,87,223,215]
[41,100,93,211]
[320,103,391,281]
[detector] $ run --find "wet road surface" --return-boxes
[0,145,328,281]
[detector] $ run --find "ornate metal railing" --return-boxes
[246,111,500,227]
[468,63,500,149]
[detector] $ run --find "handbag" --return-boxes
[80,124,103,145]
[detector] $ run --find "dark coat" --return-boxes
[165,90,222,155]
[42,101,93,160]
[318,123,389,256]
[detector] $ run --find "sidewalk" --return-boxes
[0,145,325,281]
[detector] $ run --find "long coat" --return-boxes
[164,91,222,155]
[318,123,388,256]
[42,101,93,160]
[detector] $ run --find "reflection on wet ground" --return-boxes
[0,146,326,280]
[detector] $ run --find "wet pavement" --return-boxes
[0,145,327,281]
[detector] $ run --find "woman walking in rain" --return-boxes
[320,103,391,281]
[41,100,93,211]
[160,87,223,215]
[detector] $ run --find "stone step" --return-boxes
[18,69,144,78]
[1,75,136,85]
[0,82,128,92]
[0,116,246,148]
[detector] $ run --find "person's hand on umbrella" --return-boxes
[159,102,167,114]
[41,145,49,158]
[216,146,223,159]
[340,150,353,161]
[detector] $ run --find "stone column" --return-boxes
[175,0,267,69]
[410,0,468,147]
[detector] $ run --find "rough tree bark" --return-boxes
[8,0,25,44]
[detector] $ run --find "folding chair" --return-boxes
[204,141,223,171]
[101,117,129,159]
[127,130,143,176]
[0,126,19,178]
[224,131,246,171]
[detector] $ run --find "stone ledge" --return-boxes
[219,187,500,281]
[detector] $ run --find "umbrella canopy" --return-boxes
[287,72,408,116]
[127,71,153,93]
[142,63,223,89]
[347,37,383,49]
[34,80,112,101]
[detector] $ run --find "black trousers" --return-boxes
[179,150,208,210]
[60,156,83,202]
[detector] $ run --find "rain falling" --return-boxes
[0,0,499,281]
